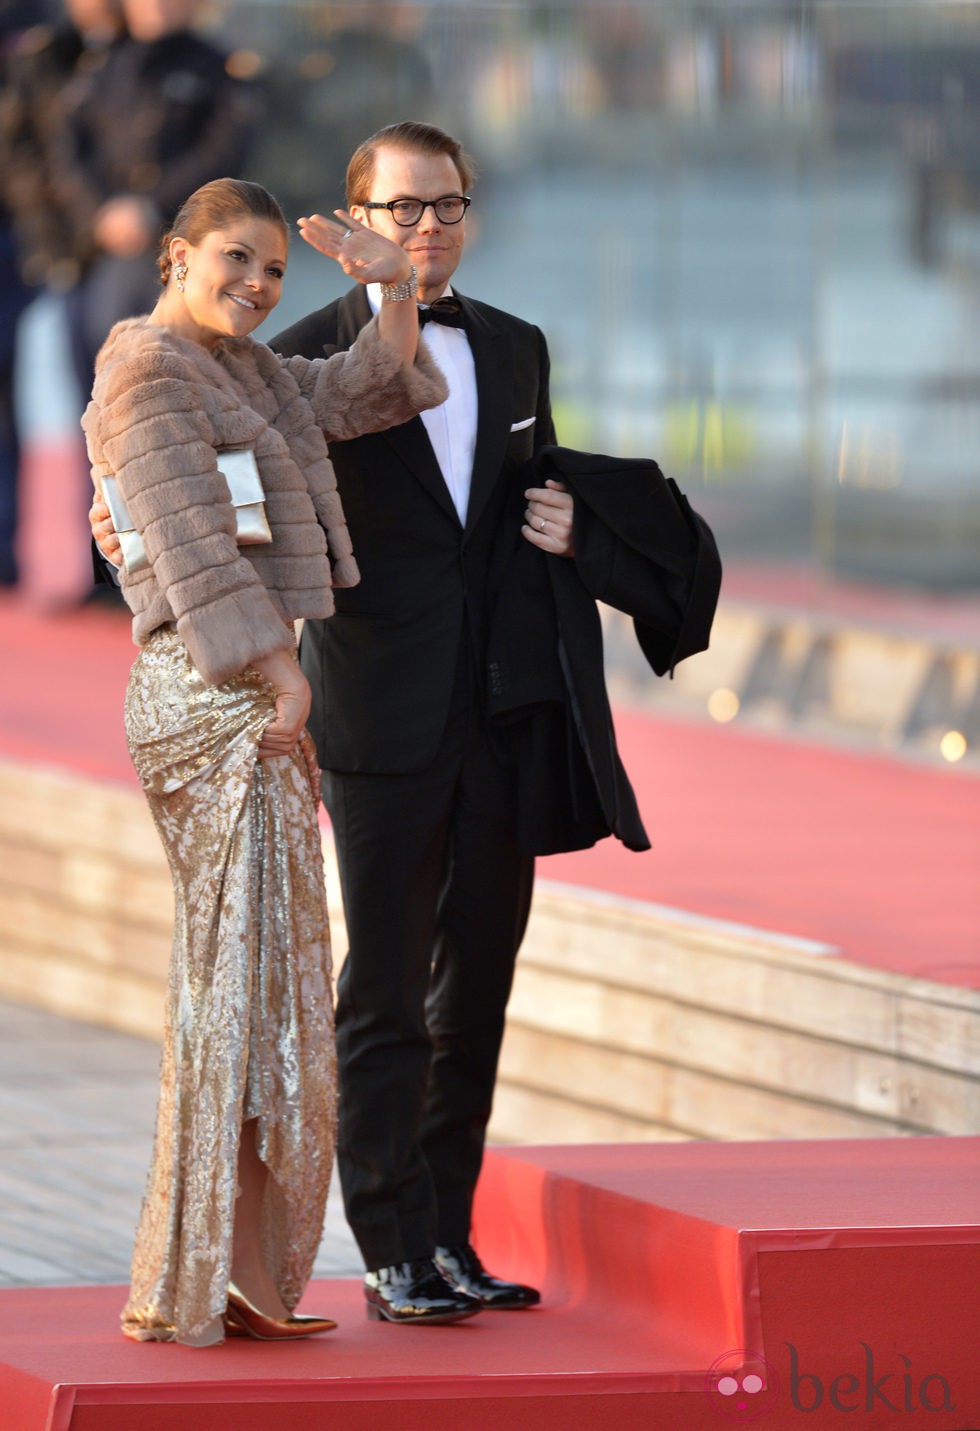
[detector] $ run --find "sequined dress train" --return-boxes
[120,627,337,1347]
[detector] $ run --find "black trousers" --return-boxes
[322,653,534,1271]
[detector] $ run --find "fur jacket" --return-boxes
[83,315,448,684]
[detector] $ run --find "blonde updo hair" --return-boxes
[158,178,289,286]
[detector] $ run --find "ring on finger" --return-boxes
[343,228,353,239]
[538,516,547,531]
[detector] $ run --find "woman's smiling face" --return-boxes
[172,217,287,344]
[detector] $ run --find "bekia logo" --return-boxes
[788,1343,955,1414]
[704,1349,780,1422]
[704,1343,956,1420]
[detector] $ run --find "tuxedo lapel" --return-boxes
[329,285,455,522]
[382,417,460,524]
[458,293,512,536]
[335,285,513,530]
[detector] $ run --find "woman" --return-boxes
[82,177,443,1347]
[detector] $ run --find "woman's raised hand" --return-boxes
[297,209,412,289]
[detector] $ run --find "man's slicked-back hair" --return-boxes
[346,121,477,208]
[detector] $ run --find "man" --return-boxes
[271,121,573,1325]
[273,120,720,1324]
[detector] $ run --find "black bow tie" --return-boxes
[418,297,465,329]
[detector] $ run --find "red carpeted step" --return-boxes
[473,1139,980,1428]
[0,1277,719,1431]
[2,1140,977,1431]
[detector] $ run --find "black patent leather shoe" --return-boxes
[364,1257,483,1324]
[435,1243,541,1309]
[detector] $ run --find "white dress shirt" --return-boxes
[367,282,478,524]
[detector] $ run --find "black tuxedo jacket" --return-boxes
[271,284,556,774]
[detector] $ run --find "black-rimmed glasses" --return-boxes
[361,196,471,226]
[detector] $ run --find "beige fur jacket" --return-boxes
[83,315,447,685]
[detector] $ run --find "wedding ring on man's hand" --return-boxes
[538,517,547,531]
[343,228,353,239]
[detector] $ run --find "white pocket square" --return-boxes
[510,417,536,432]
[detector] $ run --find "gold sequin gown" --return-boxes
[121,627,337,1347]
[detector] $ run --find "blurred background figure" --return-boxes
[2,0,257,605]
[6,0,980,623]
[52,0,259,404]
[1,0,122,587]
[0,1,36,588]
[2,0,122,297]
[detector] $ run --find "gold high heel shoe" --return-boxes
[225,1281,337,1341]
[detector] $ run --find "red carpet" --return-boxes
[546,707,980,983]
[1,591,978,984]
[1,1140,977,1430]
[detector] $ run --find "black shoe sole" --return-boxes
[477,1298,540,1310]
[365,1300,482,1324]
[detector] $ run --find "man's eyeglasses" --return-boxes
[361,196,471,227]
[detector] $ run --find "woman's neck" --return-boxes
[149,294,219,349]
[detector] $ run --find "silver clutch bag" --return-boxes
[102,449,272,574]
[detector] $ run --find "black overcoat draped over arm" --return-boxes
[485,445,722,856]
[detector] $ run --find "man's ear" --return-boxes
[349,205,368,226]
